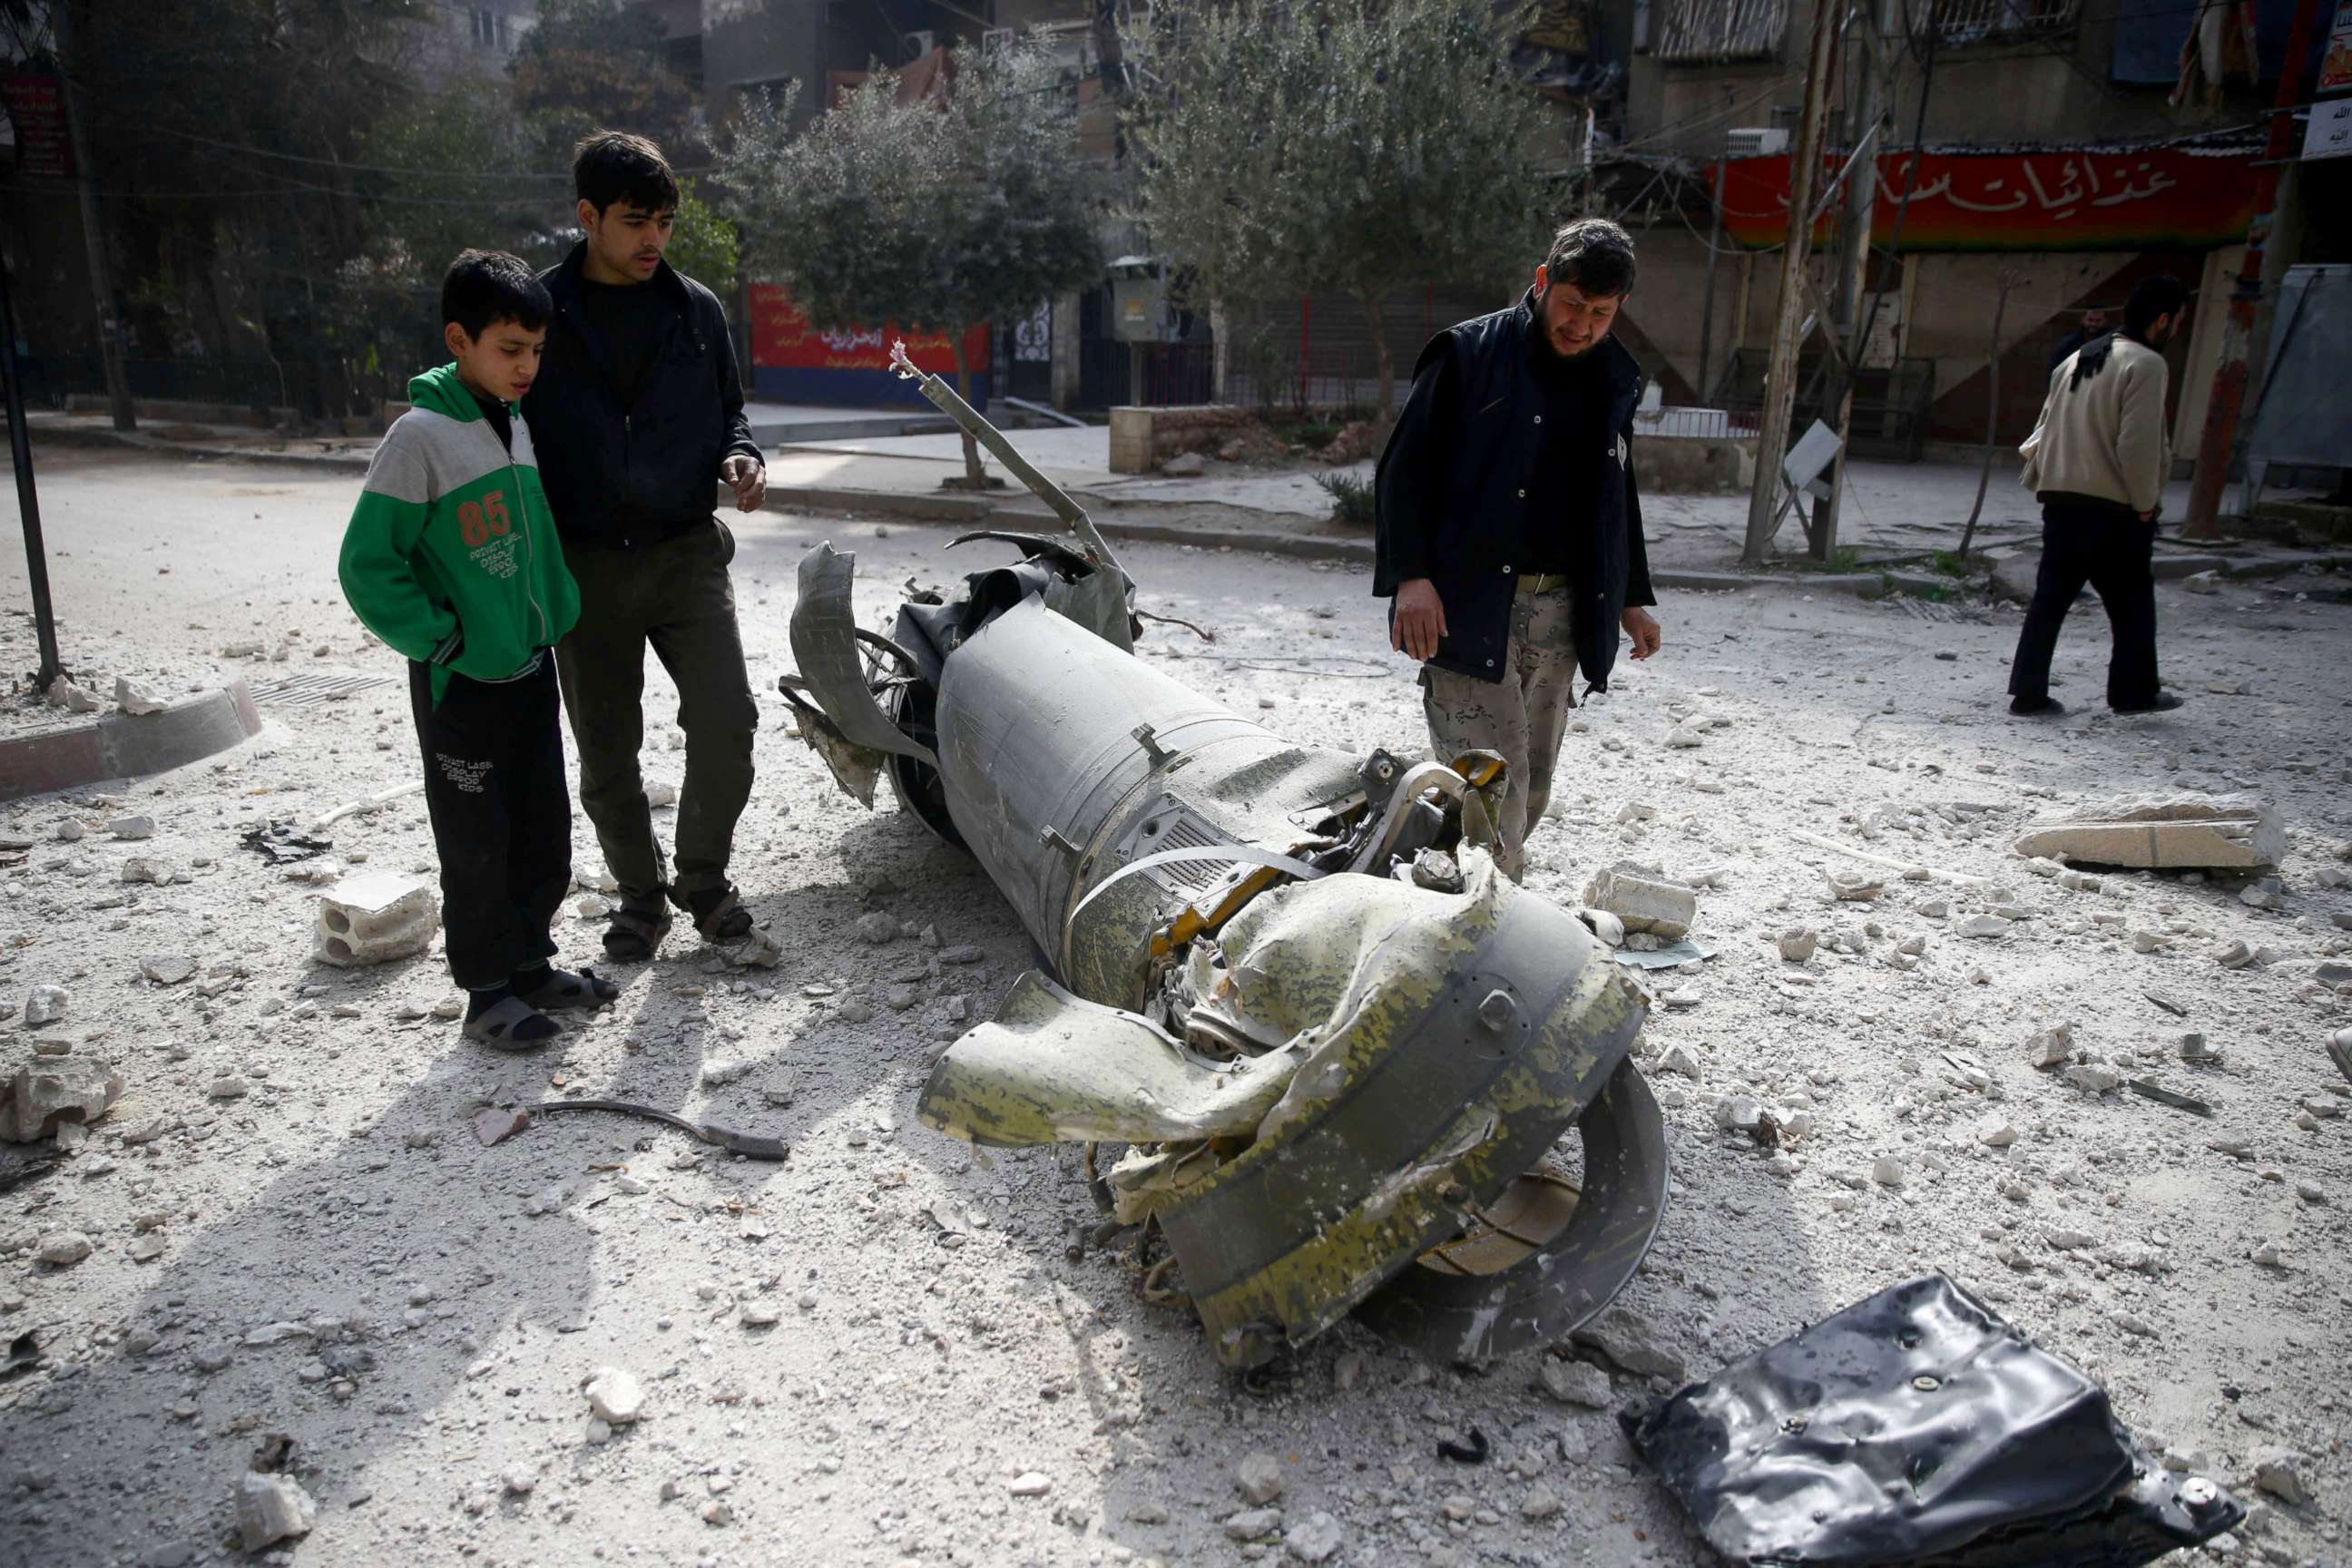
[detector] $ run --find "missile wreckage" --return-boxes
[777,345,1668,1371]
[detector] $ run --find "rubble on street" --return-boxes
[0,446,2345,1568]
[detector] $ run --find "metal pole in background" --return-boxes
[55,0,135,433]
[1812,0,1897,563]
[1697,151,1728,403]
[0,253,66,694]
[2182,0,2321,537]
[1739,0,1844,565]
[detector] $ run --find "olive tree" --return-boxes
[720,42,1101,485]
[1128,0,1560,417]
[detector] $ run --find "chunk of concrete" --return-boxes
[2012,796,2284,871]
[114,676,169,716]
[1582,864,1696,941]
[5,1055,126,1143]
[312,871,440,967]
[234,1471,316,1551]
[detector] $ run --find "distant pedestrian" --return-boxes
[338,251,615,1048]
[1374,218,1662,880]
[2047,305,2110,373]
[524,132,768,961]
[2008,275,2189,719]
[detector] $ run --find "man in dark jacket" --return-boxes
[2047,306,2109,374]
[1374,218,1661,880]
[524,132,767,960]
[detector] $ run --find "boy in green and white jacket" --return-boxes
[338,250,615,1048]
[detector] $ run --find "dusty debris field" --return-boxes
[1,448,2348,1568]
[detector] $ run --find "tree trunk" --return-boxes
[1958,272,2016,560]
[950,330,984,486]
[1361,287,1395,425]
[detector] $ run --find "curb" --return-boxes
[761,485,1381,565]
[32,422,373,474]
[0,681,265,803]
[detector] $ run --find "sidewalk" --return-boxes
[28,407,2339,594]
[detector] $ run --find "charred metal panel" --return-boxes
[1627,1274,2245,1566]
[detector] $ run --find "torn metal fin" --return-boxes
[788,543,939,769]
[946,529,1097,575]
[916,970,1306,1148]
[777,684,880,808]
[888,339,1130,591]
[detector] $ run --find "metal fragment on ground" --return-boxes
[1627,1274,2245,1566]
[777,350,1665,1371]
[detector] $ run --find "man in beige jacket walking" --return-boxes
[2007,275,2190,718]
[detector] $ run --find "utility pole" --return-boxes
[54,1,134,433]
[2182,0,2321,537]
[1811,0,1898,562]
[1739,0,1843,567]
[1,251,66,694]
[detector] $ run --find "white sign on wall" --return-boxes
[2306,98,2352,162]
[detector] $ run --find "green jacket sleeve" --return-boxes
[338,438,461,665]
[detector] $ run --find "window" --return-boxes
[1652,0,1789,64]
[469,8,495,49]
[1929,0,2082,43]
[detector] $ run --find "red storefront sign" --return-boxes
[748,284,991,406]
[1,75,73,179]
[1709,144,2259,251]
[750,284,988,387]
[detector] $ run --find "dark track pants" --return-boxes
[408,657,570,991]
[2007,499,2160,710]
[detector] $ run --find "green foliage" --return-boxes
[719,42,1101,356]
[719,41,1102,479]
[1315,469,1377,530]
[511,0,698,159]
[665,180,741,294]
[352,83,564,319]
[1127,0,1558,415]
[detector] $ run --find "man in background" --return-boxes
[2008,276,2189,719]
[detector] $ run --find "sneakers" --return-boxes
[2009,697,2067,718]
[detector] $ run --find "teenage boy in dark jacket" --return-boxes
[524,132,768,960]
[340,250,616,1048]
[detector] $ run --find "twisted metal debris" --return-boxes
[775,343,1668,1369]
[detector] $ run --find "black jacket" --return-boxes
[1374,289,1653,690]
[525,244,760,551]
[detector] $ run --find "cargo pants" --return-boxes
[1420,577,1577,882]
[554,521,759,917]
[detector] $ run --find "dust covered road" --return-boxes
[2,449,2347,1567]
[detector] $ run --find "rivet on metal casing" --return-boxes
[1437,1181,1469,1205]
[1910,1375,1941,1392]
[2180,1477,2219,1509]
[1477,989,1516,1030]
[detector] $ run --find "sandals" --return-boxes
[462,995,562,1052]
[514,965,621,1013]
[676,884,755,943]
[602,903,673,963]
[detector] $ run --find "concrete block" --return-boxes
[2012,796,2284,871]
[5,1055,125,1143]
[1582,863,1697,940]
[313,870,440,967]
